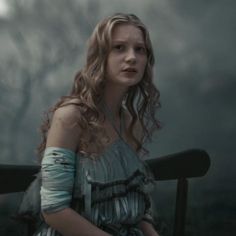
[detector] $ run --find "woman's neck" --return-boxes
[103,84,128,117]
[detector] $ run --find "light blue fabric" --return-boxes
[38,141,155,236]
[32,103,157,236]
[38,139,155,236]
[40,147,76,213]
[76,138,155,227]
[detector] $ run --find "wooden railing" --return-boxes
[0,148,210,236]
[146,149,210,236]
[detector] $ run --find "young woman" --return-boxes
[36,13,161,236]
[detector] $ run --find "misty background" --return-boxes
[0,0,235,235]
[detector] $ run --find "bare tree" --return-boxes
[0,0,100,163]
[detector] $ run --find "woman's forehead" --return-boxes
[111,24,145,44]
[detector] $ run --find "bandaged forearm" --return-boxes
[40,147,76,213]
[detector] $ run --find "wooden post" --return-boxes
[173,178,188,236]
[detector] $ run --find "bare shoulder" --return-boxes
[46,102,81,151]
[52,103,81,128]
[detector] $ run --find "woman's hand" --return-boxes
[139,220,160,236]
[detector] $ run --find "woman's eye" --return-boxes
[136,46,146,53]
[113,44,124,51]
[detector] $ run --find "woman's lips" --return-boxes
[122,68,138,76]
[122,70,138,76]
[122,67,137,72]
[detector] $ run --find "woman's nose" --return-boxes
[125,48,136,64]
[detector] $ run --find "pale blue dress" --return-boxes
[33,108,156,236]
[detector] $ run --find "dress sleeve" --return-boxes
[40,147,76,213]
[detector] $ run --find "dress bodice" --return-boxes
[74,137,155,228]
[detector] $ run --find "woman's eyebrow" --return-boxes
[136,42,146,46]
[112,40,126,44]
[112,40,145,45]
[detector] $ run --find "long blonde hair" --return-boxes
[38,13,161,159]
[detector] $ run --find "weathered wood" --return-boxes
[0,164,39,194]
[146,149,210,180]
[0,149,210,194]
[173,178,188,236]
[0,149,210,236]
[146,149,210,236]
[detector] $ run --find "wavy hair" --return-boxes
[37,13,161,160]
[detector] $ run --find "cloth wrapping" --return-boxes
[40,147,76,213]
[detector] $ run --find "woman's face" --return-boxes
[105,24,148,88]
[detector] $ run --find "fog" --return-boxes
[0,0,235,235]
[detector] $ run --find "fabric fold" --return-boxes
[40,147,76,213]
[76,139,156,226]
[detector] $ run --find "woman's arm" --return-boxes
[43,208,111,236]
[139,220,160,236]
[42,104,111,236]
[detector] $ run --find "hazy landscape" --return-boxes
[0,0,235,235]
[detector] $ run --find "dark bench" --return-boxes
[0,149,210,236]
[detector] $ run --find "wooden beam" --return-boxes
[145,149,210,180]
[0,164,39,194]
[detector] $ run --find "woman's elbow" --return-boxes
[41,210,54,226]
[42,208,70,226]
